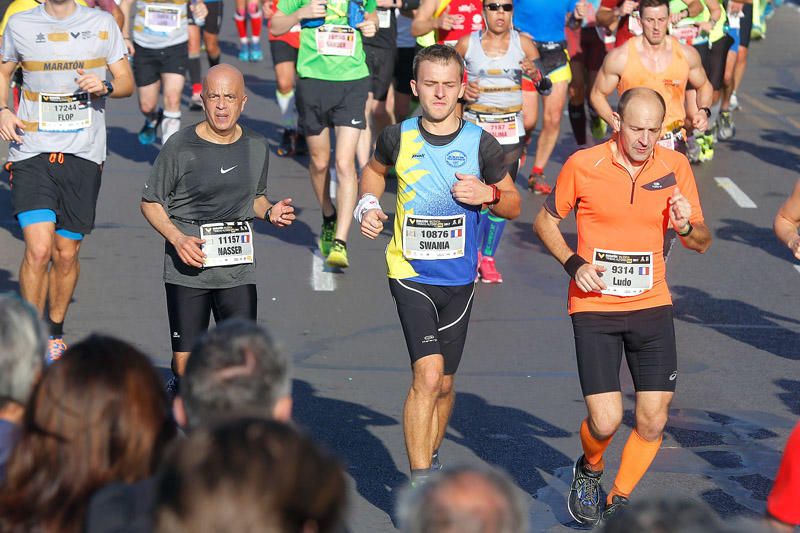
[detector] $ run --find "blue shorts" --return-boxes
[728,27,740,54]
[17,209,83,240]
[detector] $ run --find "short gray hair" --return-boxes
[0,294,45,406]
[397,463,529,533]
[183,320,291,429]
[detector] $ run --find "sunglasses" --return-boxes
[485,3,513,11]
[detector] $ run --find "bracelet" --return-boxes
[563,254,588,279]
[677,222,693,237]
[487,184,501,205]
[266,206,274,224]
[699,107,711,117]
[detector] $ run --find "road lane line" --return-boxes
[714,177,757,208]
[311,250,336,291]
[794,265,800,277]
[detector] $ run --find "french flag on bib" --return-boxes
[450,229,462,238]
[639,266,650,275]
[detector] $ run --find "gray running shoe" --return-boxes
[717,111,736,140]
[567,455,604,525]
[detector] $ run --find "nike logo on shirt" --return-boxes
[220,165,238,174]
[351,119,362,125]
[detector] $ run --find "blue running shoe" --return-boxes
[137,109,163,145]
[46,337,67,365]
[249,41,263,62]
[238,42,250,62]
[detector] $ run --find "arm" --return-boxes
[668,187,711,253]
[685,0,704,17]
[412,0,448,37]
[590,47,625,128]
[254,196,296,227]
[774,180,800,260]
[270,0,325,36]
[119,0,135,54]
[0,60,24,143]
[685,44,712,130]
[597,0,636,31]
[356,158,390,239]
[105,57,134,98]
[487,174,521,220]
[140,200,206,268]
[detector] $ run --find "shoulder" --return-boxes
[604,41,628,68]
[241,125,268,147]
[566,143,609,173]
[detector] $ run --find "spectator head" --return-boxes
[397,464,528,533]
[598,494,725,533]
[155,417,346,533]
[0,294,45,412]
[0,335,174,533]
[176,319,292,429]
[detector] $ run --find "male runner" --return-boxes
[356,45,520,481]
[513,0,585,194]
[596,0,702,48]
[534,88,711,524]
[774,180,800,261]
[0,0,132,361]
[187,0,223,110]
[455,0,547,282]
[719,0,752,134]
[120,0,206,145]
[234,0,263,61]
[141,64,295,390]
[271,0,377,269]
[590,0,711,155]
[411,0,483,46]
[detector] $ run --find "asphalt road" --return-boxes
[1,4,799,531]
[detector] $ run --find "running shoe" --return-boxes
[276,129,296,157]
[249,41,263,62]
[319,219,336,257]
[327,241,349,268]
[599,494,629,525]
[590,115,608,140]
[238,42,250,62]
[717,111,735,140]
[431,450,442,471]
[567,455,604,526]
[46,337,68,364]
[137,109,163,145]
[729,92,739,111]
[166,373,180,400]
[189,91,203,111]
[478,255,503,284]
[528,171,552,195]
[698,134,715,162]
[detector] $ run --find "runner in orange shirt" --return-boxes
[534,87,711,525]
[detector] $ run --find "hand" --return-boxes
[789,236,800,260]
[124,37,135,56]
[190,1,208,20]
[729,2,743,16]
[574,263,607,293]
[450,173,492,206]
[573,0,586,19]
[520,57,541,82]
[263,4,275,19]
[300,0,327,20]
[356,19,377,37]
[0,108,24,143]
[464,81,480,102]
[669,11,684,24]
[691,110,708,132]
[173,234,206,268]
[436,13,455,30]
[696,21,713,34]
[668,186,692,233]
[75,69,107,97]
[269,198,296,227]
[620,0,637,16]
[361,208,388,239]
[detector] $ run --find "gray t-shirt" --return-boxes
[132,0,189,49]
[142,124,269,289]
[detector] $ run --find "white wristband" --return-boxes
[354,193,382,224]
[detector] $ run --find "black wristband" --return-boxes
[266,206,274,224]
[677,222,693,237]
[563,254,588,279]
[700,107,711,117]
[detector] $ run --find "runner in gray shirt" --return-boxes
[141,64,295,392]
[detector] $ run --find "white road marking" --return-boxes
[714,177,757,208]
[311,250,336,291]
[794,265,800,277]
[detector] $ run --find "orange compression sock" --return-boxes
[608,429,662,504]
[580,418,613,472]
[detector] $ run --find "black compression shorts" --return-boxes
[393,46,416,96]
[269,39,298,65]
[389,278,475,375]
[571,305,678,396]
[740,3,752,48]
[296,76,369,135]
[165,283,257,352]
[365,44,396,101]
[189,1,223,34]
[133,42,189,87]
[703,35,734,91]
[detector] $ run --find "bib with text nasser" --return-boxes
[200,221,254,268]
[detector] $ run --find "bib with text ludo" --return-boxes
[145,4,181,33]
[593,248,653,296]
[402,214,466,260]
[316,25,356,56]
[39,92,90,132]
[200,221,254,268]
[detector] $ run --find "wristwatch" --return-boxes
[102,80,114,97]
[699,107,711,117]
[488,184,501,206]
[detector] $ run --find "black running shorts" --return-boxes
[740,3,752,48]
[393,46,416,96]
[165,283,257,352]
[189,1,223,34]
[295,76,369,135]
[389,278,475,375]
[571,305,678,396]
[698,35,733,91]
[133,42,189,87]
[269,39,298,65]
[365,44,396,101]
[10,153,102,235]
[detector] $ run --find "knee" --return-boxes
[636,411,668,441]
[439,376,454,396]
[139,101,157,114]
[308,155,330,175]
[334,158,356,179]
[588,411,622,440]
[413,364,444,396]
[543,110,562,130]
[276,79,294,94]
[163,92,182,111]
[52,245,79,270]
[24,241,52,269]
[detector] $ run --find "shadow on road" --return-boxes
[765,86,800,104]
[253,206,318,248]
[292,379,406,520]
[775,379,800,416]
[715,218,790,261]
[727,130,800,173]
[0,269,19,294]
[671,285,800,361]
[107,126,161,164]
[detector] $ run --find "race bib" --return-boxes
[670,24,700,43]
[628,12,642,35]
[200,221,254,268]
[377,8,391,28]
[467,111,522,145]
[145,4,181,33]
[657,133,676,151]
[593,248,653,296]
[316,25,356,56]
[402,214,465,260]
[38,92,91,132]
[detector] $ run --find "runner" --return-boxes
[596,0,702,48]
[411,0,483,46]
[534,87,711,525]
[454,0,547,282]
[719,0,752,126]
[234,0,263,61]
[0,0,133,361]
[393,8,418,121]
[355,45,520,481]
[271,0,378,268]
[187,0,222,110]
[265,0,306,157]
[513,0,585,195]
[140,64,295,391]
[773,179,800,261]
[590,0,712,156]
[120,0,206,145]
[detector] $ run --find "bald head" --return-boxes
[618,87,666,124]
[201,64,247,136]
[203,64,245,95]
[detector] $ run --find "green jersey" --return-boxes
[277,0,376,81]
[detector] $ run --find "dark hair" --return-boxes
[183,319,291,429]
[0,335,174,533]
[413,44,465,82]
[640,0,670,13]
[618,87,667,122]
[155,418,346,533]
[599,495,725,533]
